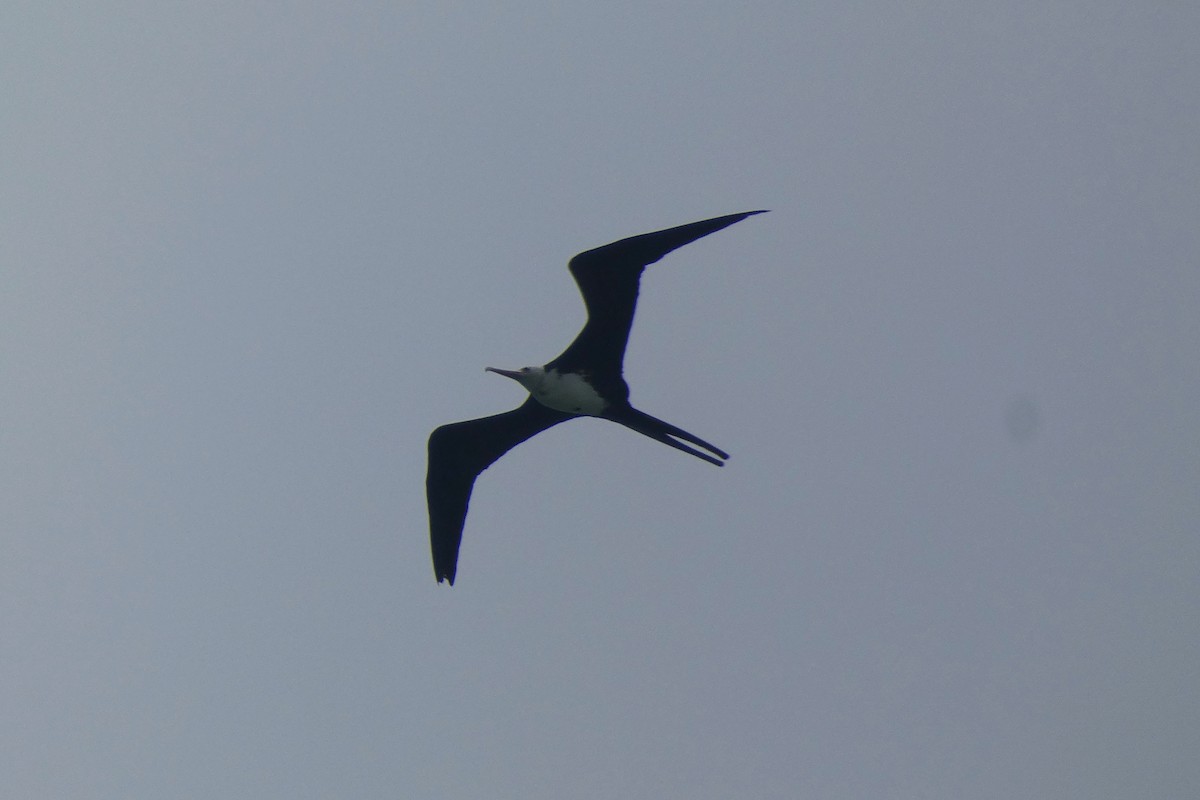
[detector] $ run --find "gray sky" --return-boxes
[4,3,1198,797]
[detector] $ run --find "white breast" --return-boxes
[532,369,608,415]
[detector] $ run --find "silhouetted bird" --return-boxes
[426,210,767,584]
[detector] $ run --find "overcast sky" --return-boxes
[3,3,1198,798]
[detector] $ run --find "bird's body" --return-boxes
[487,366,610,416]
[426,210,767,584]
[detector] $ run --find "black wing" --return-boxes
[426,397,572,584]
[548,210,769,380]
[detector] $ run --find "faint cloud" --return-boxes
[1004,394,1040,443]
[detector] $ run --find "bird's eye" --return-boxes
[521,367,530,373]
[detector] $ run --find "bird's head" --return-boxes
[485,365,546,393]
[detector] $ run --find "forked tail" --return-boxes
[605,406,729,466]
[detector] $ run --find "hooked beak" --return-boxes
[485,367,524,381]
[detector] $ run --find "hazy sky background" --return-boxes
[4,3,1197,797]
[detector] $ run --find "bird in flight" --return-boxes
[426,210,767,584]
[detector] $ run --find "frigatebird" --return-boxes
[426,210,767,584]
